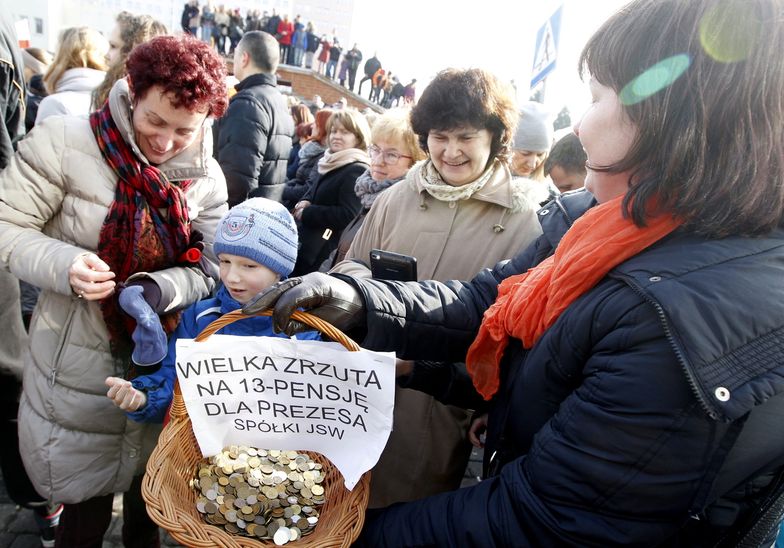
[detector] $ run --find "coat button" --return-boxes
[129,449,139,458]
[539,209,550,216]
[418,203,427,210]
[448,201,456,209]
[649,276,662,282]
[493,224,505,233]
[714,387,731,402]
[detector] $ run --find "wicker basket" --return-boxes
[142,309,370,547]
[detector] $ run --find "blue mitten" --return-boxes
[118,286,167,366]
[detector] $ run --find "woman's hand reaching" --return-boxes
[468,413,488,448]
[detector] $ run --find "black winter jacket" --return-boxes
[281,142,325,210]
[266,15,280,36]
[293,161,367,275]
[214,73,293,207]
[305,33,320,54]
[363,56,381,77]
[346,49,363,72]
[350,190,784,547]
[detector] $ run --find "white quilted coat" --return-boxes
[0,79,228,503]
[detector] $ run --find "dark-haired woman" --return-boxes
[248,0,784,545]
[0,35,228,546]
[282,108,332,210]
[330,68,549,509]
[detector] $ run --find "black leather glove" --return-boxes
[242,273,366,336]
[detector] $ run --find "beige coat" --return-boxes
[0,79,228,504]
[331,160,549,507]
[334,161,550,280]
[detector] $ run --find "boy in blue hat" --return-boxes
[105,198,319,421]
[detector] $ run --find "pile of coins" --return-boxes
[192,446,326,545]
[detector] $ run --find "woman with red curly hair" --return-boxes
[0,35,228,546]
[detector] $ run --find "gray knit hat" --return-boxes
[512,101,554,153]
[213,198,298,278]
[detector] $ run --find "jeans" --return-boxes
[326,60,337,79]
[201,25,214,43]
[293,47,305,67]
[280,44,291,64]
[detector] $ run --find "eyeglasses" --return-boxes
[368,145,412,166]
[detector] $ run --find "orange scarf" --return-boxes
[466,195,682,400]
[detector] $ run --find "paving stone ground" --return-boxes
[0,474,180,548]
[0,446,481,548]
[462,446,484,488]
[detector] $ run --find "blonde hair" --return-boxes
[362,108,379,130]
[371,108,426,162]
[327,109,372,151]
[44,27,108,94]
[92,13,168,109]
[528,152,548,182]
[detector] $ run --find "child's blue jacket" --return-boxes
[128,285,320,423]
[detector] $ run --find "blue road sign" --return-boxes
[531,5,563,89]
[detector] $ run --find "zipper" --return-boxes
[49,301,78,388]
[616,274,719,420]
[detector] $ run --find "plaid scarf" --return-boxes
[90,102,193,361]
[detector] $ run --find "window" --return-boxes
[34,17,43,34]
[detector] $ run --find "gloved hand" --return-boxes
[242,272,366,336]
[118,285,167,366]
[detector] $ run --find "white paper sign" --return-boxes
[175,335,395,490]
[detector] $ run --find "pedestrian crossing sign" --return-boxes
[531,5,563,89]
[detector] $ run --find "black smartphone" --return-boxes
[369,249,417,281]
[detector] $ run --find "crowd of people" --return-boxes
[2,0,784,546]
[180,2,416,107]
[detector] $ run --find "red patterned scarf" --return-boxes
[90,102,193,358]
[466,195,682,400]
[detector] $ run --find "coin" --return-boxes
[193,447,324,541]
